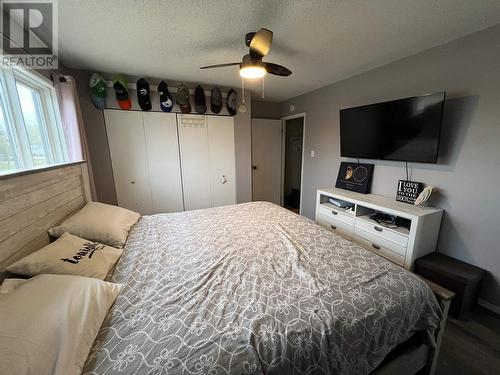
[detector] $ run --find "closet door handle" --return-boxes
[130,181,136,185]
[374,226,383,232]
[372,243,381,250]
[331,211,338,215]
[330,225,337,230]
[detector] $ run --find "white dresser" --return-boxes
[316,188,443,269]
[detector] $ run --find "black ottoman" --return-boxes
[414,253,485,319]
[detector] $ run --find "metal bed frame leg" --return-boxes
[427,297,451,375]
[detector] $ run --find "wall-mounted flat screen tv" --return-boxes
[340,92,445,163]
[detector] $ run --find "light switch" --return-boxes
[310,150,315,158]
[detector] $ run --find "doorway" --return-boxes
[251,119,282,205]
[282,115,304,214]
[251,115,305,214]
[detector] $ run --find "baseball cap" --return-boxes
[210,87,222,114]
[158,81,173,112]
[176,84,191,114]
[89,73,107,109]
[194,85,206,114]
[227,89,237,116]
[136,78,152,111]
[112,74,131,110]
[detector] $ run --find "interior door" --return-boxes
[104,110,153,214]
[143,112,184,213]
[177,114,212,210]
[207,116,236,207]
[251,119,282,204]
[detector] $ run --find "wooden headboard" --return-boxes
[0,162,91,273]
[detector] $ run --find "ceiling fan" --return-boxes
[200,28,292,79]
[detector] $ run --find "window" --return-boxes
[0,66,68,175]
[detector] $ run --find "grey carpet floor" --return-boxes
[436,306,500,375]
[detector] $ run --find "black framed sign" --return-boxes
[335,162,374,194]
[396,180,424,204]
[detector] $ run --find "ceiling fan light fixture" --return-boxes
[200,29,291,78]
[239,65,266,79]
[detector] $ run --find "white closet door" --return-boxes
[104,110,153,214]
[177,114,212,210]
[207,116,236,207]
[143,112,184,213]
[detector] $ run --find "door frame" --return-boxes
[281,112,306,215]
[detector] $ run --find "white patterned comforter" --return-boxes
[83,202,441,375]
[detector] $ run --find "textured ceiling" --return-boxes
[58,0,500,101]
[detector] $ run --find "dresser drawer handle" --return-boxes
[374,226,383,232]
[331,210,338,215]
[372,243,381,250]
[330,224,337,230]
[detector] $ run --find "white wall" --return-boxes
[252,100,282,119]
[281,24,500,308]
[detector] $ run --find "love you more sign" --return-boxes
[396,180,424,204]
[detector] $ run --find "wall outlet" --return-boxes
[310,150,315,158]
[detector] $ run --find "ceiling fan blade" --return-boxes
[249,28,273,58]
[200,62,240,69]
[264,62,292,76]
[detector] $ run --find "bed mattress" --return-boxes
[83,202,441,375]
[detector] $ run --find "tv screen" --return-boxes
[340,92,445,163]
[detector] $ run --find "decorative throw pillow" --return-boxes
[6,232,123,280]
[48,201,140,248]
[0,274,122,375]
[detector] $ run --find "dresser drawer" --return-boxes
[354,227,407,256]
[317,213,354,239]
[352,235,405,267]
[318,204,355,226]
[355,219,409,247]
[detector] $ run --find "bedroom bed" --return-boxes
[82,202,446,375]
[0,164,452,375]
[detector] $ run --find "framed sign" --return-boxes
[335,162,374,194]
[396,180,424,204]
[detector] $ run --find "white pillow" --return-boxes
[0,274,122,375]
[48,201,140,248]
[0,278,28,294]
[6,232,123,280]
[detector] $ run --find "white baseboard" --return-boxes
[478,299,500,315]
